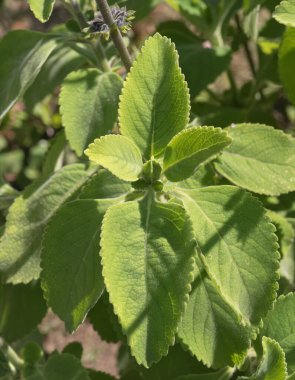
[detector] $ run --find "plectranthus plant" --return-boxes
[1,0,295,379]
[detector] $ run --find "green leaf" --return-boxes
[260,293,295,373]
[0,164,96,284]
[27,0,55,22]
[0,30,57,121]
[244,0,266,13]
[41,199,120,332]
[0,282,47,342]
[175,367,234,380]
[0,180,18,211]
[79,169,131,200]
[140,344,214,380]
[24,43,86,110]
[178,256,251,368]
[163,126,231,182]
[279,28,295,106]
[119,33,190,159]
[43,353,90,380]
[60,70,123,156]
[239,337,287,380]
[100,196,195,366]
[175,186,279,326]
[88,370,116,380]
[85,135,143,182]
[157,22,231,98]
[42,131,66,178]
[215,124,295,196]
[267,211,294,256]
[274,0,295,27]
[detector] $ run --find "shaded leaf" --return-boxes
[279,27,295,106]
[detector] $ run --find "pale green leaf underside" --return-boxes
[60,69,122,156]
[238,337,287,380]
[41,199,119,332]
[175,185,279,326]
[260,293,295,373]
[0,164,95,284]
[178,256,251,369]
[215,124,295,195]
[27,0,56,22]
[279,28,295,106]
[100,196,195,367]
[119,33,190,159]
[0,30,56,120]
[274,0,295,27]
[85,135,143,182]
[163,126,231,182]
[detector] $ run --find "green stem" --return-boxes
[96,0,133,71]
[95,39,112,72]
[0,338,24,370]
[227,68,239,106]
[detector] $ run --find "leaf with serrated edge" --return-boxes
[28,0,56,22]
[163,126,231,182]
[238,337,287,380]
[119,33,190,159]
[60,70,122,156]
[175,186,279,326]
[41,199,120,332]
[0,164,96,284]
[260,293,295,373]
[279,28,295,106]
[100,195,195,367]
[274,0,295,28]
[0,30,57,120]
[178,255,251,369]
[85,135,143,182]
[215,124,295,195]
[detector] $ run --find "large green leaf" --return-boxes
[0,164,96,284]
[0,30,57,121]
[215,124,295,196]
[260,293,295,373]
[163,126,231,182]
[279,28,295,106]
[41,199,119,332]
[274,0,295,27]
[119,33,190,159]
[27,0,56,22]
[178,256,251,368]
[100,196,195,366]
[157,22,231,98]
[0,282,47,342]
[85,135,143,182]
[175,186,279,326]
[238,337,287,380]
[60,70,123,156]
[24,44,86,110]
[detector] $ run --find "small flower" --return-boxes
[84,5,135,38]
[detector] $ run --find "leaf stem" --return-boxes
[0,338,24,370]
[96,0,133,71]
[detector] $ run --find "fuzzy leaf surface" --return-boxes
[178,256,251,368]
[274,0,295,27]
[119,34,190,159]
[0,30,56,120]
[85,135,143,182]
[27,0,56,22]
[238,337,287,380]
[60,70,122,156]
[163,126,231,182]
[215,124,295,195]
[279,28,295,106]
[0,164,95,284]
[175,186,279,326]
[41,199,119,332]
[100,196,195,366]
[260,293,295,373]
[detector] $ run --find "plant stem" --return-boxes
[96,0,133,71]
[227,68,239,106]
[0,338,24,370]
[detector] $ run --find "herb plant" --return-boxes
[1,0,295,379]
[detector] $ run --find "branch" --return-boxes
[96,0,133,71]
